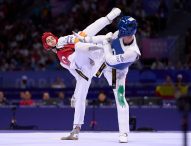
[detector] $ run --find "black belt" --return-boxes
[112,68,116,89]
[95,63,116,89]
[75,69,89,81]
[95,63,106,77]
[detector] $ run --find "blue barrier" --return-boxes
[0,106,190,131]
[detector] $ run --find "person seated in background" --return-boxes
[11,91,26,106]
[163,75,174,86]
[19,91,35,106]
[165,60,175,70]
[151,58,165,70]
[176,74,185,87]
[41,92,58,106]
[155,75,175,99]
[57,91,70,106]
[91,91,112,107]
[0,91,9,106]
[51,76,65,89]
[174,74,188,98]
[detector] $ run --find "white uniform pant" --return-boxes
[71,16,111,127]
[69,68,92,126]
[104,68,130,133]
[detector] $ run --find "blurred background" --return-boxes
[0,0,191,131]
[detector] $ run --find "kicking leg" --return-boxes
[82,8,121,36]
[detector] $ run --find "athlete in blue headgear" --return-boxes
[104,16,141,69]
[73,16,141,143]
[101,16,141,143]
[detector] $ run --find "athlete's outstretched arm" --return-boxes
[73,30,119,44]
[73,31,113,44]
[75,42,102,53]
[103,40,137,65]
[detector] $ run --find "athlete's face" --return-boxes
[122,36,133,43]
[46,36,57,47]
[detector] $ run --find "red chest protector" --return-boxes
[56,44,75,66]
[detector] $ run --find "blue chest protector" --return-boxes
[107,38,133,70]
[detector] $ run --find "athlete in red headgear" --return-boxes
[42,32,58,50]
[41,8,121,141]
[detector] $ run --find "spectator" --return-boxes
[155,75,175,99]
[41,92,58,106]
[174,74,188,98]
[11,91,26,105]
[51,76,65,88]
[163,75,174,86]
[165,60,175,70]
[91,91,112,106]
[19,91,35,106]
[19,91,25,100]
[57,91,70,105]
[176,74,184,87]
[0,91,9,106]
[151,59,165,70]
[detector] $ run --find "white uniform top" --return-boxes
[112,30,141,55]
[103,31,141,69]
[55,35,105,78]
[56,35,76,49]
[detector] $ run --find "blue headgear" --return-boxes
[118,16,138,38]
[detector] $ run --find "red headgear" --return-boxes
[41,32,58,50]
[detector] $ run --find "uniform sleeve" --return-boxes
[84,35,107,43]
[56,35,79,48]
[56,37,67,48]
[103,41,138,65]
[75,42,102,53]
[78,32,112,44]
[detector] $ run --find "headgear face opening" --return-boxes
[41,32,58,51]
[118,16,138,38]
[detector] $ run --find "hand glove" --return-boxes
[73,31,91,43]
[104,32,113,42]
[65,35,79,44]
[73,31,85,42]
